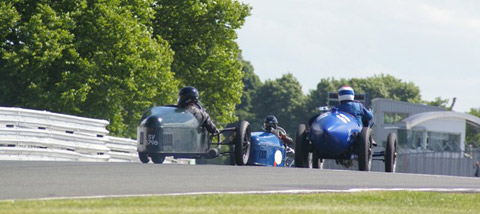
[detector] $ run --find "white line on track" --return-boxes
[3,188,480,202]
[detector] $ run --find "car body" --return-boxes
[310,109,362,159]
[248,131,291,167]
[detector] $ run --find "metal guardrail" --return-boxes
[0,107,138,162]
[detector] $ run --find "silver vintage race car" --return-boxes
[137,106,251,165]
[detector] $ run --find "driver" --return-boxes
[177,86,219,134]
[263,115,293,148]
[335,86,373,127]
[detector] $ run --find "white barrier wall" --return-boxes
[0,107,138,162]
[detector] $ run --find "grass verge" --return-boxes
[1,191,479,214]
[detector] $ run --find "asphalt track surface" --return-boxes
[1,160,479,200]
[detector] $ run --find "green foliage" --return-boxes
[153,0,251,125]
[466,108,480,147]
[0,2,20,43]
[236,57,262,123]
[235,73,428,135]
[424,97,450,109]
[0,0,251,137]
[251,73,306,134]
[306,74,422,114]
[0,0,178,137]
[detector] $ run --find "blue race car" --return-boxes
[294,107,397,172]
[137,106,251,165]
[247,131,294,167]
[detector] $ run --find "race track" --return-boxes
[1,161,479,200]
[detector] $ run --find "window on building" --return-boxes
[384,112,409,124]
[427,132,461,152]
[397,129,461,152]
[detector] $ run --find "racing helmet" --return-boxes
[263,115,278,131]
[338,86,355,102]
[177,86,199,107]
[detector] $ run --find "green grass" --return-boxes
[1,192,479,214]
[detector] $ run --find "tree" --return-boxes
[424,97,450,109]
[251,74,306,135]
[236,56,262,123]
[152,0,251,125]
[305,74,423,115]
[0,2,19,43]
[467,108,480,148]
[0,0,178,137]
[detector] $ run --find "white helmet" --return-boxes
[338,86,354,102]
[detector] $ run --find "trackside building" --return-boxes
[367,98,480,176]
[372,98,480,153]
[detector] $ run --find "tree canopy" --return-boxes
[467,108,480,148]
[302,74,423,119]
[236,73,431,136]
[235,57,262,123]
[153,0,251,125]
[0,0,250,137]
[250,73,306,134]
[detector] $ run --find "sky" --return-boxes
[236,0,480,113]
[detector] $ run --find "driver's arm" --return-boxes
[202,111,219,134]
[361,106,373,127]
[362,107,373,121]
[277,127,293,147]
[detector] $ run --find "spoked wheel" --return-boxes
[385,132,397,173]
[138,152,149,163]
[358,127,373,171]
[150,153,165,164]
[234,121,251,165]
[294,124,309,168]
[284,147,295,167]
[311,151,324,169]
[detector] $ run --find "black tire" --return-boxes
[234,121,251,166]
[150,153,165,164]
[138,152,149,163]
[294,124,309,168]
[385,132,397,173]
[358,127,372,171]
[311,151,323,169]
[228,145,236,165]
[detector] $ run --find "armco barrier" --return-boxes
[0,107,138,162]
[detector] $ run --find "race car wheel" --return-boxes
[294,124,309,168]
[311,151,323,169]
[150,153,165,164]
[358,127,372,171]
[228,145,236,165]
[138,152,149,163]
[385,132,397,173]
[234,121,251,166]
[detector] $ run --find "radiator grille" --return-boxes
[259,150,267,159]
[163,133,173,146]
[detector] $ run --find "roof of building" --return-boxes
[403,111,480,129]
[372,98,445,115]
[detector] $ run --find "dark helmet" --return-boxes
[263,115,278,131]
[177,86,199,107]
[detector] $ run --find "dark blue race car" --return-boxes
[295,107,397,172]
